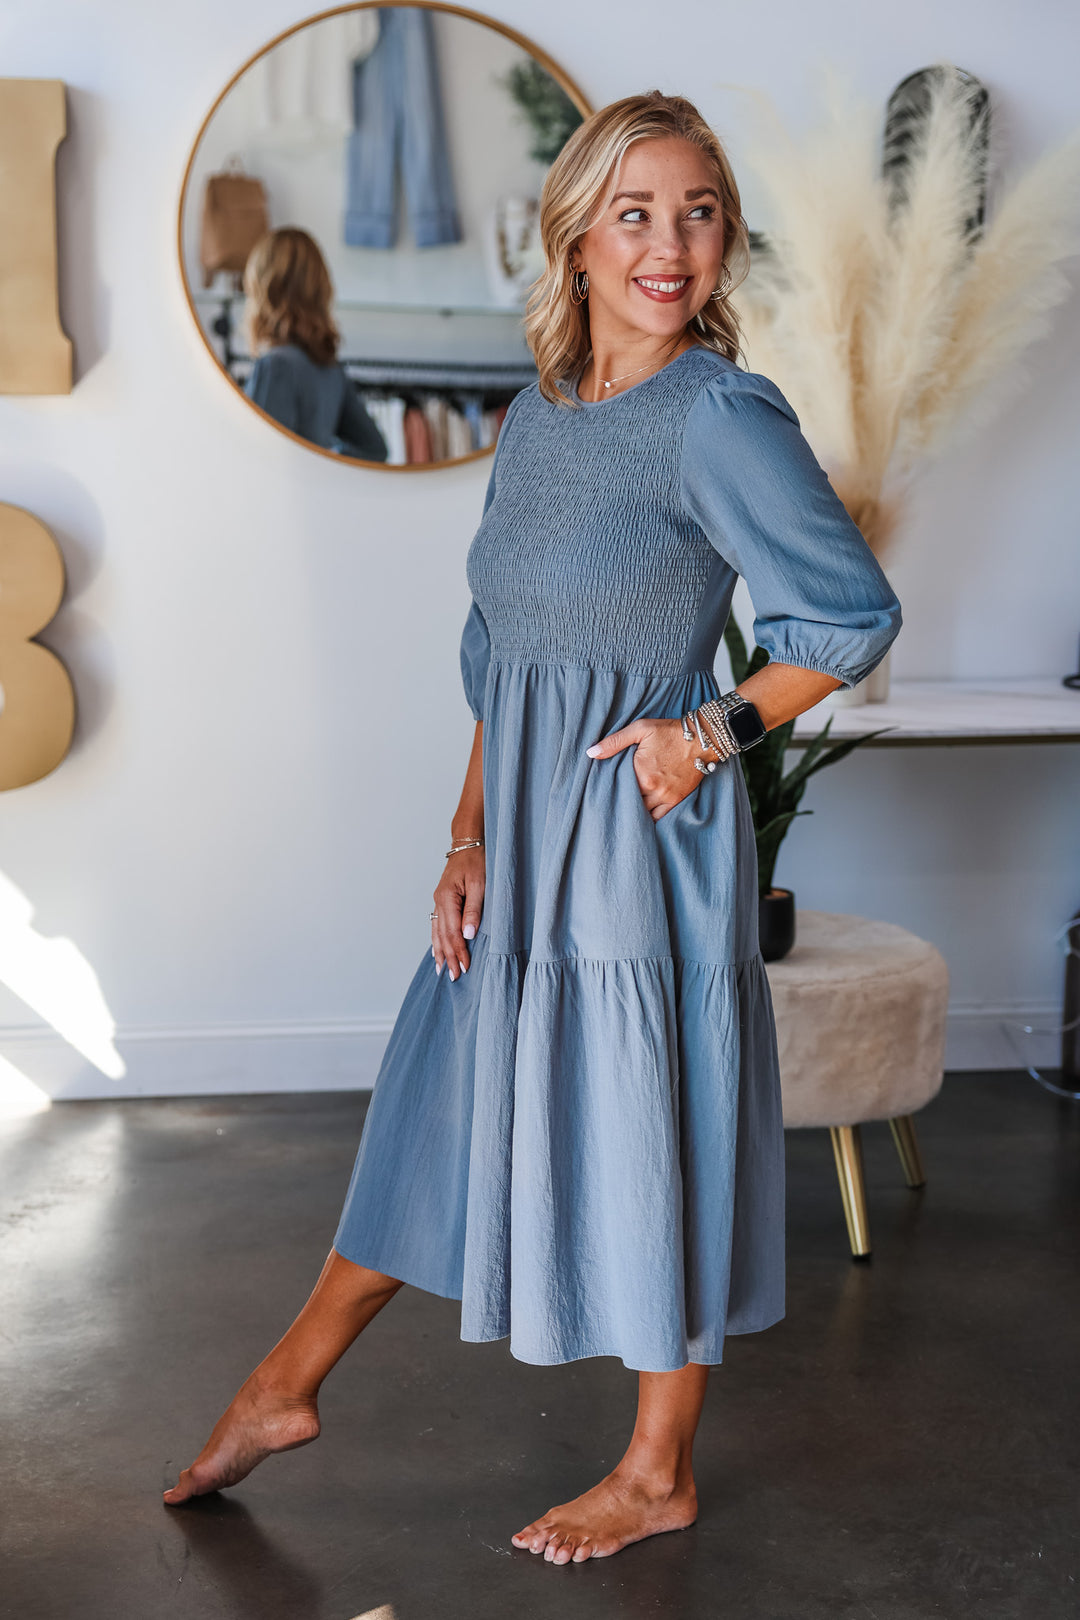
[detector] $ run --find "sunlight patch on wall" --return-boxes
[0,871,125,1080]
[0,1053,52,1117]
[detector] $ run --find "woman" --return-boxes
[242,226,388,462]
[166,93,902,1563]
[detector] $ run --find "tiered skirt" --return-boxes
[334,658,786,1371]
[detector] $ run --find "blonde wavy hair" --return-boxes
[524,91,751,406]
[243,227,340,366]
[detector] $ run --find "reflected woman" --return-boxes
[243,227,388,463]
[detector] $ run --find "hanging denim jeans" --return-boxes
[344,6,462,249]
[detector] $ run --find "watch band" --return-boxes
[701,693,767,754]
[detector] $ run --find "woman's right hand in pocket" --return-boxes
[432,847,486,980]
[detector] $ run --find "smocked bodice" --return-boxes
[465,347,739,679]
[461,344,902,711]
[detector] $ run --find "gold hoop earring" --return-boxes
[569,266,589,306]
[710,265,733,302]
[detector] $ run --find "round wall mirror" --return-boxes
[178,2,590,470]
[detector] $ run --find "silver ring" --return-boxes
[429,910,438,921]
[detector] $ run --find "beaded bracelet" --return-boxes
[682,708,733,774]
[698,699,738,758]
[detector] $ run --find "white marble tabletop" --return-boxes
[789,677,1080,747]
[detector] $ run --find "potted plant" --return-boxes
[724,618,894,962]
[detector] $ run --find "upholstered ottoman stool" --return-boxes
[764,910,950,1258]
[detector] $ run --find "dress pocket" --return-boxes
[627,747,703,831]
[652,784,703,830]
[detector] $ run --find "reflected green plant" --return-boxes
[498,59,584,165]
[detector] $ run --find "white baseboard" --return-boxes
[943,999,1062,1076]
[0,1019,395,1101]
[0,1000,1063,1104]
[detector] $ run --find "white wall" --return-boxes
[0,0,1078,1103]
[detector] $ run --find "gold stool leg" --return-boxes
[829,1125,871,1259]
[889,1114,926,1189]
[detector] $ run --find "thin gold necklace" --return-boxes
[595,344,687,393]
[601,358,657,391]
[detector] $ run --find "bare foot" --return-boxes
[511,1467,698,1563]
[163,1374,320,1504]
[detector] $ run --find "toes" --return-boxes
[529,1519,556,1554]
[512,1517,597,1566]
[164,1460,222,1504]
[162,1471,193,1505]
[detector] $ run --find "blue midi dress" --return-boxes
[334,344,903,1372]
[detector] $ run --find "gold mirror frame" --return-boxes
[176,0,592,471]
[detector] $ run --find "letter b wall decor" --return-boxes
[0,504,75,789]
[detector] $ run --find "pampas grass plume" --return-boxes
[733,62,1080,559]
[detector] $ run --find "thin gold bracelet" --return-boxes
[446,837,484,857]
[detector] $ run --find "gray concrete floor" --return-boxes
[1,1073,1077,1620]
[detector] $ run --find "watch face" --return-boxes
[728,703,767,748]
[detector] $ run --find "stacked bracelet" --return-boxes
[698,699,739,759]
[682,707,731,773]
[446,837,484,857]
[681,693,766,774]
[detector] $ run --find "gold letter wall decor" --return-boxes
[0,78,72,394]
[0,504,75,789]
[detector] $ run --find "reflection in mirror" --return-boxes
[178,2,589,468]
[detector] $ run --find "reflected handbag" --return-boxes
[198,160,269,288]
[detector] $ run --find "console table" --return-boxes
[788,675,1080,1095]
[790,676,1080,748]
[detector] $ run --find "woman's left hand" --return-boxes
[585,717,708,821]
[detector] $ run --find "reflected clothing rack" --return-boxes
[204,291,534,460]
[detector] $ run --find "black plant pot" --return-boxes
[759,888,796,963]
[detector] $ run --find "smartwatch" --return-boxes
[716,693,768,752]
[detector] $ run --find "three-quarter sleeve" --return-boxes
[681,371,902,688]
[458,390,526,720]
[459,598,490,721]
[245,352,302,435]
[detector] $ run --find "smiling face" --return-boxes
[571,135,727,344]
